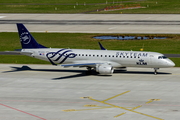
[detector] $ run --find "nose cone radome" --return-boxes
[167,59,175,67]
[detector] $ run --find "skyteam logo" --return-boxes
[20,32,31,44]
[46,49,76,65]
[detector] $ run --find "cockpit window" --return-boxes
[158,56,167,59]
[163,56,167,59]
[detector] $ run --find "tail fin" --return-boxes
[17,23,47,49]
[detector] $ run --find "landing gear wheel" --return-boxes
[86,67,92,75]
[154,68,159,75]
[87,67,92,71]
[154,70,157,75]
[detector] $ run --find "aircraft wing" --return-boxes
[61,63,102,68]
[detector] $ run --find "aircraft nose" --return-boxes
[166,59,175,67]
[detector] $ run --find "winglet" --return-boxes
[16,23,47,49]
[98,42,106,50]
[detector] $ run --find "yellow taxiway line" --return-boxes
[102,90,130,102]
[62,91,163,120]
[89,98,163,120]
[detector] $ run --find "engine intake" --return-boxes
[96,64,114,75]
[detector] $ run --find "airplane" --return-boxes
[16,23,175,75]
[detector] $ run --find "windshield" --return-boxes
[158,56,167,59]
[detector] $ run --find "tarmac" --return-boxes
[0,64,180,120]
[0,14,180,34]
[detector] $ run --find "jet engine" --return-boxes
[96,64,114,75]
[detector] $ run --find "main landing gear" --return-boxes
[86,67,94,75]
[154,68,159,75]
[87,67,92,71]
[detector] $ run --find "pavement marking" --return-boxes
[80,96,92,99]
[84,104,99,107]
[130,105,142,111]
[146,100,154,104]
[172,73,180,76]
[89,98,163,120]
[62,106,114,112]
[63,91,164,120]
[149,99,161,101]
[0,16,6,19]
[0,103,47,120]
[102,90,130,102]
[62,109,76,112]
[146,99,161,104]
[114,112,126,118]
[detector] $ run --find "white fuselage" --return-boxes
[21,48,175,69]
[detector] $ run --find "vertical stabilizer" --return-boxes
[17,23,46,49]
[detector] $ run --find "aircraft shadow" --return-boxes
[3,66,85,73]
[114,70,171,75]
[3,66,99,79]
[2,66,171,80]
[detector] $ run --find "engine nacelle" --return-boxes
[96,64,114,75]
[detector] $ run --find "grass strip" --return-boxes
[0,0,180,14]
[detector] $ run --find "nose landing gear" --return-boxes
[154,68,159,75]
